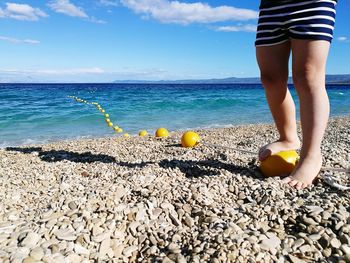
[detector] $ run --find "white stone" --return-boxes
[74,244,90,255]
[20,232,41,249]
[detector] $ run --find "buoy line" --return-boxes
[68,96,170,138]
[68,96,127,136]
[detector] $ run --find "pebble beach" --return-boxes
[0,117,349,263]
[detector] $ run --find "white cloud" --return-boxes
[0,67,171,82]
[89,16,107,24]
[120,0,258,25]
[215,24,256,32]
[2,67,105,75]
[48,0,106,23]
[99,0,119,7]
[0,3,48,21]
[0,35,40,44]
[337,36,348,42]
[48,0,88,18]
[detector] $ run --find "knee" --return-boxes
[260,72,288,88]
[292,63,323,90]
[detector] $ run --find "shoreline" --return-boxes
[2,115,350,149]
[0,116,349,262]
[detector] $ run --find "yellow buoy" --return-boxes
[155,128,169,138]
[101,109,105,113]
[124,133,130,137]
[259,150,299,177]
[113,126,119,131]
[115,128,123,133]
[105,114,110,118]
[181,131,200,148]
[105,118,111,123]
[139,130,148,137]
[107,122,113,127]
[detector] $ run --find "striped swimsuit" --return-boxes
[255,0,337,46]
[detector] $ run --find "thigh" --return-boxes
[291,39,330,84]
[256,41,291,82]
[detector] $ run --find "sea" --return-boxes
[0,83,349,148]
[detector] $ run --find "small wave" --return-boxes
[0,134,113,149]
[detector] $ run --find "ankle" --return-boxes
[300,149,322,160]
[278,137,300,145]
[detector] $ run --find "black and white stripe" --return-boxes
[255,0,337,47]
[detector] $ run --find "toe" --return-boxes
[288,180,298,187]
[295,181,304,189]
[281,176,292,184]
[303,182,311,189]
[259,148,271,161]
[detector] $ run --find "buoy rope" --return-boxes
[68,96,128,137]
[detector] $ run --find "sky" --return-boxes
[0,0,349,82]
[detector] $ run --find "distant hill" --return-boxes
[325,74,350,84]
[114,74,350,85]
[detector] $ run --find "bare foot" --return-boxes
[282,152,322,189]
[259,139,300,161]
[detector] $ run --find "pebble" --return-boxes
[306,206,324,215]
[123,245,138,257]
[184,215,194,227]
[322,248,332,257]
[68,201,78,210]
[341,245,350,255]
[289,255,306,263]
[299,244,312,253]
[99,238,110,256]
[22,257,37,263]
[54,229,77,241]
[74,243,90,255]
[20,232,40,249]
[259,233,281,251]
[340,234,350,245]
[92,232,110,243]
[29,247,44,261]
[344,254,350,263]
[66,253,81,263]
[309,233,322,241]
[330,237,342,249]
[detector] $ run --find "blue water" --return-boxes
[0,83,349,147]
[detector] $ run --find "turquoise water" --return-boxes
[0,83,349,147]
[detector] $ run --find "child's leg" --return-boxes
[256,42,300,161]
[282,40,330,189]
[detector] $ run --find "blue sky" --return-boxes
[0,0,349,82]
